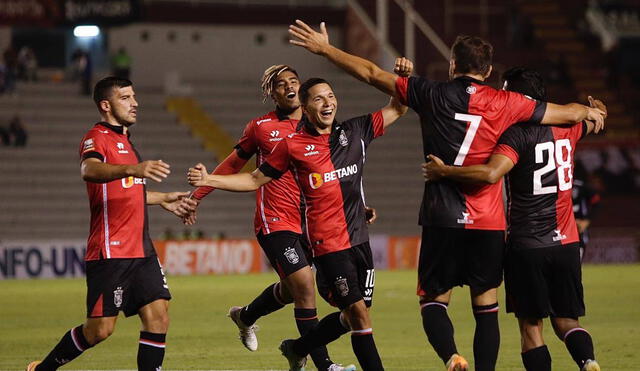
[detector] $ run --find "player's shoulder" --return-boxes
[83,123,112,140]
[250,111,278,126]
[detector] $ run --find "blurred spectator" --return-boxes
[0,125,10,145]
[2,45,18,94]
[17,46,38,82]
[71,49,92,95]
[572,162,601,260]
[8,116,27,147]
[111,47,132,79]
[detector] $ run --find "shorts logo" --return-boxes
[113,286,123,308]
[284,246,300,264]
[309,173,324,189]
[466,86,477,94]
[456,212,474,225]
[335,276,349,297]
[552,229,567,242]
[339,129,348,147]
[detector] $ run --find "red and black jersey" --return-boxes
[494,122,588,249]
[192,109,302,235]
[259,112,384,256]
[79,122,154,261]
[396,76,547,230]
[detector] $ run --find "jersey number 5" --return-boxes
[533,139,573,195]
[454,113,482,166]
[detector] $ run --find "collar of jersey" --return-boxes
[455,75,486,85]
[274,105,298,121]
[97,121,129,137]
[301,116,338,137]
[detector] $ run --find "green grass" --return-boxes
[1,265,639,370]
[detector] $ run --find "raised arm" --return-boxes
[81,157,170,183]
[542,102,606,133]
[289,20,399,97]
[187,163,272,192]
[422,154,515,185]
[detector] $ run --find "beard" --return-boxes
[113,108,136,127]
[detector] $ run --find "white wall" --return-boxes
[108,23,344,87]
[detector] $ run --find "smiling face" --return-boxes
[302,82,337,130]
[104,86,138,127]
[271,70,300,112]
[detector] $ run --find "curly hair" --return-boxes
[260,64,298,103]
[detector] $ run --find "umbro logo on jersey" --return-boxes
[269,130,283,142]
[256,118,272,125]
[552,229,567,242]
[122,176,145,188]
[304,144,320,157]
[117,142,129,154]
[456,212,474,224]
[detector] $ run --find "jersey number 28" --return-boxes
[533,139,573,195]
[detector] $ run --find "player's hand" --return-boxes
[160,191,197,217]
[131,160,170,182]
[422,154,447,182]
[187,163,209,187]
[585,105,606,134]
[394,57,413,77]
[365,206,378,224]
[587,96,607,134]
[289,20,330,55]
[182,194,200,225]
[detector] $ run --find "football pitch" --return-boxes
[1,265,639,370]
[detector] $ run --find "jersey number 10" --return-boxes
[533,139,573,195]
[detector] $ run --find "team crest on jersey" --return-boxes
[456,212,474,224]
[552,229,567,242]
[339,129,348,147]
[335,277,349,297]
[113,286,124,308]
[283,246,300,264]
[466,86,477,94]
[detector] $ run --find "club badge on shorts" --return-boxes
[284,246,299,264]
[335,276,349,297]
[113,286,124,308]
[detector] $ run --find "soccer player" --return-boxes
[27,76,196,371]
[288,20,606,371]
[422,67,602,371]
[184,64,357,371]
[187,75,410,371]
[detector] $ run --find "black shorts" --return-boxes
[86,256,171,318]
[257,231,312,279]
[315,243,375,310]
[505,244,585,319]
[418,226,505,297]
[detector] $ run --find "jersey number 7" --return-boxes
[533,139,573,195]
[454,113,482,166]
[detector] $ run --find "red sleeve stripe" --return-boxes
[371,110,385,138]
[493,144,519,165]
[395,76,409,106]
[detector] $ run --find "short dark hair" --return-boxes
[93,76,133,108]
[502,67,547,101]
[299,77,333,105]
[451,35,493,76]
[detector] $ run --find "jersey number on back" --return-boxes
[533,139,573,195]
[454,113,482,166]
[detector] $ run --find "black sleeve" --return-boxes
[530,101,547,124]
[234,145,255,160]
[343,114,375,146]
[81,151,104,162]
[259,162,284,180]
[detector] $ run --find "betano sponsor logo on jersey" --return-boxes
[309,164,358,189]
[122,176,146,189]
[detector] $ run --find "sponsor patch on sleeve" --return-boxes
[83,138,95,153]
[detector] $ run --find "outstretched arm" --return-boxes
[289,20,399,97]
[187,163,272,192]
[542,99,606,133]
[147,191,197,217]
[81,158,170,183]
[422,154,515,185]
